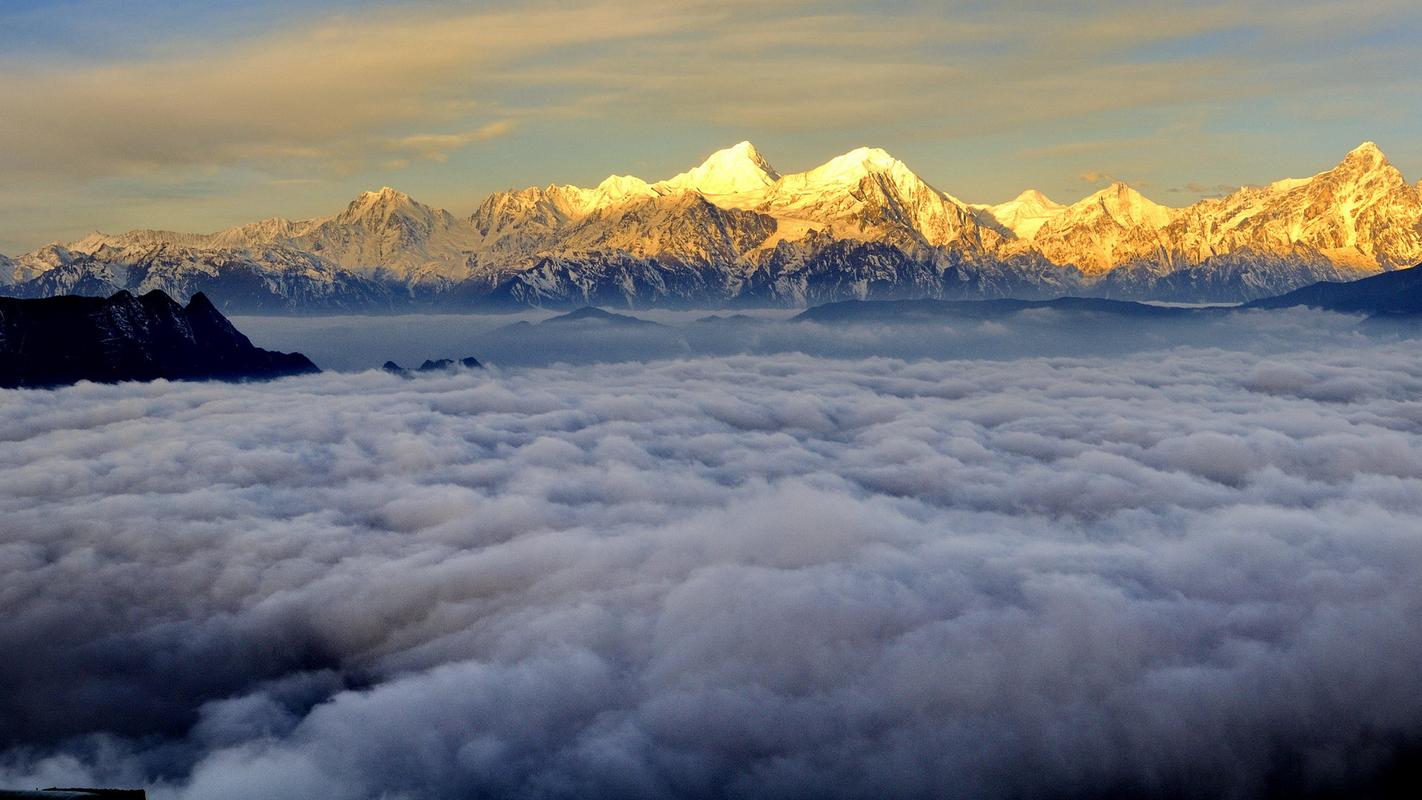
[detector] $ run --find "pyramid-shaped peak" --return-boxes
[724,140,764,158]
[662,141,781,195]
[1086,180,1151,203]
[1012,188,1062,208]
[338,186,439,226]
[1336,140,1391,170]
[1078,181,1175,227]
[1319,141,1405,188]
[1349,140,1383,157]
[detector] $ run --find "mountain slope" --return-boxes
[1246,263,1422,315]
[290,188,482,282]
[72,188,483,285]
[1029,182,1178,274]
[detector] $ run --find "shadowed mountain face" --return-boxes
[381,356,483,376]
[794,295,1206,324]
[541,306,663,326]
[1247,263,1422,315]
[0,291,318,388]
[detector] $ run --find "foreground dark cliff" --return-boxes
[0,290,318,388]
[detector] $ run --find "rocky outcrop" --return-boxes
[0,290,318,388]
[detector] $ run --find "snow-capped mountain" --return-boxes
[69,187,480,286]
[1159,142,1422,270]
[5,140,1419,309]
[8,243,391,312]
[1027,181,1180,275]
[974,190,1065,240]
[656,140,781,195]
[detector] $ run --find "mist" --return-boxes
[230,305,1391,371]
[3,310,1422,799]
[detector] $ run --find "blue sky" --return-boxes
[1,0,1419,253]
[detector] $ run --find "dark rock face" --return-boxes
[0,290,318,388]
[1246,263,1422,315]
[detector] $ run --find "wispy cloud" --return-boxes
[390,121,517,163]
[0,2,699,179]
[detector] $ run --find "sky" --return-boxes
[1,0,1420,253]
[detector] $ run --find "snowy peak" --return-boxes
[1028,182,1178,274]
[338,186,435,225]
[979,189,1067,239]
[770,146,942,207]
[754,146,993,252]
[1323,141,1405,186]
[660,141,781,195]
[594,174,656,201]
[1079,181,1175,229]
[804,146,916,187]
[362,186,411,202]
[1012,189,1062,209]
[1343,140,1386,166]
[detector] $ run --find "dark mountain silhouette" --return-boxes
[795,296,1206,324]
[0,290,317,388]
[541,306,664,326]
[382,356,483,376]
[1246,264,1422,316]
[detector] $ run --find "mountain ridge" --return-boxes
[4,141,1418,310]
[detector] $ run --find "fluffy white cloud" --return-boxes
[2,333,1422,798]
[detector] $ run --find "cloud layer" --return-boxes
[3,326,1422,798]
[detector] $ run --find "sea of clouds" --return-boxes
[3,312,1422,799]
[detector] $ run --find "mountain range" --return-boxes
[2,141,1418,310]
